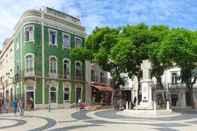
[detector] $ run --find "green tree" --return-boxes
[117,24,155,102]
[148,25,172,89]
[159,28,197,108]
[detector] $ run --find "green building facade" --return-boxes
[13,7,86,109]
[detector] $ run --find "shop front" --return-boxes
[91,83,113,105]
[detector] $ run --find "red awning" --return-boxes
[91,85,113,92]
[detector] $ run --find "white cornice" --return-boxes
[14,15,86,37]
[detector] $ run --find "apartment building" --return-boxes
[0,7,86,110]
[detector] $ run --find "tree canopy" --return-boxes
[70,24,197,107]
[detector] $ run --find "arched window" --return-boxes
[49,56,57,74]
[75,62,82,80]
[63,59,70,79]
[24,25,34,42]
[25,54,34,72]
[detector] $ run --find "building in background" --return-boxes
[0,39,14,106]
[0,7,86,110]
[130,66,197,110]
[85,61,112,105]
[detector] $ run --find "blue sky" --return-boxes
[1,0,197,48]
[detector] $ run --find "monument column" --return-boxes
[138,60,153,109]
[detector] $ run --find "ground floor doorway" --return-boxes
[76,87,82,104]
[25,87,34,111]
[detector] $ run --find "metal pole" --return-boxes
[48,86,51,112]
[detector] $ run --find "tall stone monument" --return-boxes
[138,60,153,109]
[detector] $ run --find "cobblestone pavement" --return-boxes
[0,108,197,131]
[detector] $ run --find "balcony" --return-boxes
[63,72,70,80]
[75,72,83,81]
[168,83,186,89]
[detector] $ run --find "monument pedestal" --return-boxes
[135,60,153,110]
[137,80,153,110]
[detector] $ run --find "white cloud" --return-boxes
[82,14,104,34]
[0,0,65,48]
[1,0,197,48]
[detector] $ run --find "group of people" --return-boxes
[12,98,24,116]
[0,98,9,113]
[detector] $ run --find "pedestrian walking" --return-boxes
[3,99,8,113]
[30,97,34,111]
[18,99,24,116]
[12,99,17,115]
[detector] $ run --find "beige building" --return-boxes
[85,61,112,105]
[0,38,15,102]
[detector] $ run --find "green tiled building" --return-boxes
[12,7,86,109]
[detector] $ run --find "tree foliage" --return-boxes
[70,24,197,107]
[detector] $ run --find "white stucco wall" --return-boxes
[0,40,15,98]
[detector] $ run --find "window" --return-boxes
[25,55,34,73]
[49,30,57,46]
[75,62,82,80]
[91,70,96,81]
[24,25,34,42]
[100,72,106,83]
[49,57,57,74]
[50,87,56,103]
[64,87,70,102]
[64,59,70,79]
[171,72,178,84]
[63,33,70,48]
[75,37,82,48]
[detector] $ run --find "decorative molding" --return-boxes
[14,11,86,38]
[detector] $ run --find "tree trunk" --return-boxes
[156,76,164,89]
[112,81,121,110]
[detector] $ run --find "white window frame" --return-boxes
[171,72,178,85]
[74,36,82,48]
[63,58,71,79]
[62,33,70,48]
[48,29,57,47]
[24,24,34,42]
[49,56,58,77]
[49,86,57,104]
[75,61,82,80]
[24,53,35,74]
